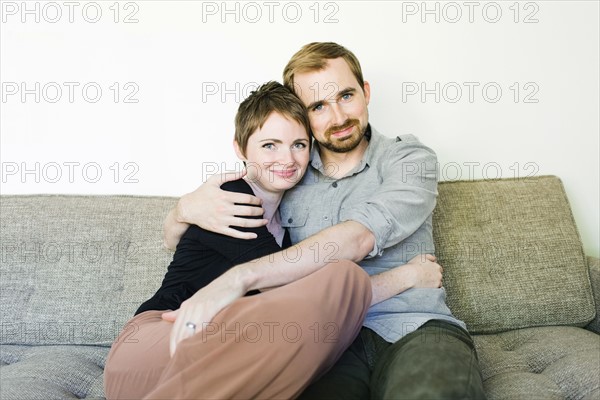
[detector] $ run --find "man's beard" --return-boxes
[318,119,366,153]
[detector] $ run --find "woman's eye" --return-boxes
[293,142,307,149]
[263,143,275,150]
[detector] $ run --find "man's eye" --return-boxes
[312,103,325,113]
[340,93,353,102]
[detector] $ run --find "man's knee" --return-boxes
[372,321,485,399]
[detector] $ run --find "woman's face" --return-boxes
[235,112,310,193]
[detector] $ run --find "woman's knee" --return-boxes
[104,312,171,375]
[103,314,172,399]
[319,260,372,305]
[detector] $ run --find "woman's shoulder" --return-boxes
[220,178,254,196]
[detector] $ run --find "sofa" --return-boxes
[1,175,598,399]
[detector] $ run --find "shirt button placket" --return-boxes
[323,181,338,223]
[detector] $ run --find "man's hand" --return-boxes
[369,253,443,306]
[404,254,443,288]
[161,268,247,356]
[164,170,268,249]
[178,170,267,238]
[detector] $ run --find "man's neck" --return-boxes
[318,136,369,180]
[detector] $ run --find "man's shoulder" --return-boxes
[394,133,420,143]
[369,128,436,161]
[371,127,423,146]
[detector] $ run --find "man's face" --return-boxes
[293,57,371,154]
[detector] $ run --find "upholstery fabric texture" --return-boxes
[585,256,600,334]
[0,195,176,346]
[1,344,107,399]
[432,176,595,333]
[474,326,600,400]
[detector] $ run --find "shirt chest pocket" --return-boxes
[280,206,309,229]
[280,184,314,229]
[279,202,313,245]
[280,183,338,242]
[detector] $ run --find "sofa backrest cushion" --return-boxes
[1,195,176,346]
[1,176,595,344]
[433,176,595,333]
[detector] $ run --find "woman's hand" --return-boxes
[161,271,247,357]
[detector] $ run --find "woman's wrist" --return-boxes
[225,263,256,294]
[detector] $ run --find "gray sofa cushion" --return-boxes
[0,195,177,346]
[433,176,595,333]
[585,256,600,334]
[474,326,600,400]
[0,344,108,399]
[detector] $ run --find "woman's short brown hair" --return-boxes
[235,81,311,155]
[283,42,365,94]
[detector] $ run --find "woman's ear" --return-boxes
[233,140,246,161]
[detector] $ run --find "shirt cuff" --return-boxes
[339,207,393,258]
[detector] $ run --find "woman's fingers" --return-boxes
[161,309,178,322]
[170,306,197,357]
[167,271,247,357]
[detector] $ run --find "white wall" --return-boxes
[1,1,598,257]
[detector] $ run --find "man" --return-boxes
[164,42,486,399]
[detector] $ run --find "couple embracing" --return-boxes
[104,42,486,400]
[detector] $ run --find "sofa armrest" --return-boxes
[585,256,600,334]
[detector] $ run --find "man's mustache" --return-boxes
[325,119,360,138]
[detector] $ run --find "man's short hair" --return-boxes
[235,81,311,155]
[283,42,365,94]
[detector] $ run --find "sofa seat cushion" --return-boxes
[0,344,108,399]
[474,326,600,400]
[433,176,595,333]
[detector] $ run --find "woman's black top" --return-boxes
[135,179,290,315]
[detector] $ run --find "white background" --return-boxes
[1,0,598,257]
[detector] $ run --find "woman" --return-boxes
[103,81,373,399]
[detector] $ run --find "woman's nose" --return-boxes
[278,149,294,165]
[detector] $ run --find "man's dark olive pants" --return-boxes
[299,320,487,400]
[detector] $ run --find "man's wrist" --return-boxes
[397,264,415,291]
[390,264,415,299]
[175,196,189,224]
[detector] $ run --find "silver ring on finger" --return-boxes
[185,321,197,333]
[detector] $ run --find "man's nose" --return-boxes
[329,102,346,126]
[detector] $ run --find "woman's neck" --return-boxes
[244,178,286,246]
[243,178,283,222]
